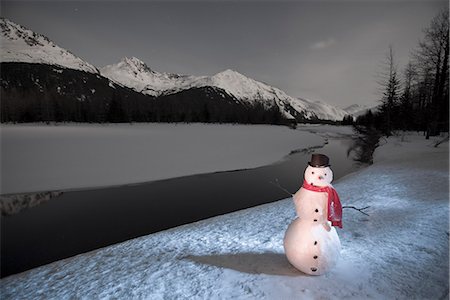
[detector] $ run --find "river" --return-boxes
[1,134,362,277]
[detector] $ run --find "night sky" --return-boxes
[1,0,447,108]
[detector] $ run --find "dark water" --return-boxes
[1,137,359,277]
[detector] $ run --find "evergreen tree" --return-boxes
[342,115,354,125]
[377,46,402,136]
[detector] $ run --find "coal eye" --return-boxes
[325,173,327,176]
[312,172,315,174]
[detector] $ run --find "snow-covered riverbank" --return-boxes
[0,123,335,194]
[2,132,447,299]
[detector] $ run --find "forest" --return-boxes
[0,63,286,125]
[356,10,449,139]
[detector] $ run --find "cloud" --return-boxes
[310,38,336,50]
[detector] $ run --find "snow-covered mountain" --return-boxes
[101,57,349,121]
[344,104,378,119]
[0,17,347,123]
[203,69,312,120]
[0,18,99,74]
[300,98,349,121]
[100,57,200,96]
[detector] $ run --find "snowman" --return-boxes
[284,153,342,275]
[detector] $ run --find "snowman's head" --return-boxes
[304,165,333,187]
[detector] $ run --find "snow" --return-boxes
[0,123,325,194]
[0,18,98,74]
[101,60,298,119]
[343,103,378,119]
[0,191,62,216]
[1,16,351,122]
[1,132,447,299]
[201,69,300,120]
[100,57,351,121]
[297,123,356,139]
[206,69,296,113]
[100,57,201,97]
[301,98,349,121]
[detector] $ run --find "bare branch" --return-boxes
[269,178,294,197]
[343,205,370,216]
[434,135,449,148]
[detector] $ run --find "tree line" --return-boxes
[356,10,449,139]
[0,63,286,125]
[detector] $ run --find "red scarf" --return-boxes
[302,180,343,228]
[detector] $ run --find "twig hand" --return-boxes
[342,205,370,216]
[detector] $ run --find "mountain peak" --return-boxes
[344,103,378,117]
[344,104,363,111]
[101,57,203,96]
[99,58,347,121]
[1,18,50,47]
[119,56,153,73]
[1,18,99,74]
[214,69,247,79]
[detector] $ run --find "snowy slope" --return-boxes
[201,69,301,118]
[0,18,98,74]
[100,57,201,96]
[101,60,296,119]
[344,103,378,119]
[300,97,349,121]
[344,104,366,115]
[0,17,346,121]
[1,133,447,299]
[101,58,350,121]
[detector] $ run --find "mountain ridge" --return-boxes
[0,17,99,74]
[101,57,352,121]
[1,18,355,123]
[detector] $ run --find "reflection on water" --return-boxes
[1,137,360,277]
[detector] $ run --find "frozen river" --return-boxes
[1,134,360,277]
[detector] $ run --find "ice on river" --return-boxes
[1,123,327,194]
[1,132,448,299]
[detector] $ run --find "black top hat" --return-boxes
[308,153,330,167]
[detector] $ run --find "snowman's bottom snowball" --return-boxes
[284,217,341,275]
